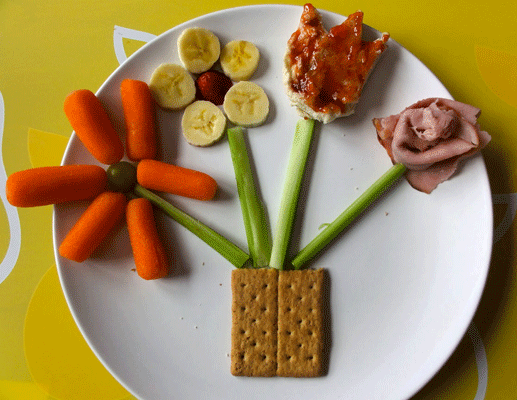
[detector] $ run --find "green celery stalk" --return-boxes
[133,184,250,268]
[269,118,316,270]
[291,163,406,269]
[227,126,271,267]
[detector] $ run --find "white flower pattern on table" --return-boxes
[493,193,517,244]
[468,323,488,400]
[0,91,21,285]
[113,26,157,64]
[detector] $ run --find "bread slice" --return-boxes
[283,4,389,123]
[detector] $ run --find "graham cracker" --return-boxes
[277,269,325,377]
[231,268,279,376]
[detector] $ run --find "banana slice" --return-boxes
[223,81,269,127]
[220,40,260,81]
[177,27,220,74]
[181,100,227,146]
[149,63,196,109]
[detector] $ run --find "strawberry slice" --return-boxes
[195,70,233,105]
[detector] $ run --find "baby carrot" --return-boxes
[137,159,217,201]
[6,165,107,207]
[126,197,169,280]
[59,191,127,262]
[64,89,124,165]
[121,79,158,161]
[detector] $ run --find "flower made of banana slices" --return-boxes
[150,27,269,146]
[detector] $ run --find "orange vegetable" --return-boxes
[121,79,158,161]
[126,198,169,280]
[137,159,217,201]
[6,165,107,207]
[64,89,124,165]
[59,191,127,262]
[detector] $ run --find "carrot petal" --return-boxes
[126,197,169,280]
[58,191,127,262]
[64,89,124,165]
[137,159,217,201]
[6,165,107,207]
[121,79,158,161]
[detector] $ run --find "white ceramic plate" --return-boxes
[54,5,493,400]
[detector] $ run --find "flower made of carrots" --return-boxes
[6,80,249,280]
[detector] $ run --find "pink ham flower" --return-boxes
[373,98,491,193]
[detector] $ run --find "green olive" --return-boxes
[106,161,137,193]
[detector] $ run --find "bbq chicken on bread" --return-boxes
[283,4,389,123]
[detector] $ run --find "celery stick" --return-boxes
[227,126,271,267]
[133,184,250,268]
[291,163,406,269]
[269,118,316,270]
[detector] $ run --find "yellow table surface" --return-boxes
[1,0,516,399]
